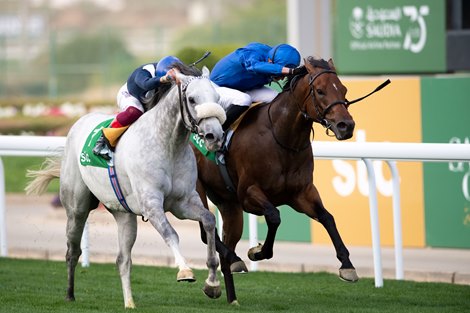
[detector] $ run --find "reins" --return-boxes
[267,101,312,153]
[177,81,199,134]
[299,69,390,136]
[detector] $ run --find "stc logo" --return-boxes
[330,130,393,197]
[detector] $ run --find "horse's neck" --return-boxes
[269,88,313,143]
[140,88,189,153]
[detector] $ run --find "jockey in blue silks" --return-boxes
[210,42,301,130]
[93,56,182,160]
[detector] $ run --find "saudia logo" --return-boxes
[349,5,429,53]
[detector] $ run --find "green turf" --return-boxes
[1,156,59,193]
[0,258,469,313]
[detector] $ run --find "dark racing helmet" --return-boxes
[268,44,301,68]
[156,56,182,77]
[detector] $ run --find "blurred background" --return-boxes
[0,0,287,101]
[1,0,469,250]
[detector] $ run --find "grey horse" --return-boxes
[26,66,226,308]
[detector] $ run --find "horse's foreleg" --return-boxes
[292,185,359,282]
[316,207,359,282]
[219,206,245,305]
[196,181,247,274]
[110,211,137,309]
[244,185,280,261]
[142,195,195,282]
[187,193,221,299]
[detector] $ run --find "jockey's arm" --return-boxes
[134,69,163,92]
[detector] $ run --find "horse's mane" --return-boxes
[143,63,203,111]
[282,56,332,93]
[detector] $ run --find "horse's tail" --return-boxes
[25,157,61,195]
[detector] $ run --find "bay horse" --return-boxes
[194,57,359,304]
[26,66,226,308]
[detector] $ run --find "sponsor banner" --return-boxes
[335,0,445,74]
[421,76,470,248]
[311,77,425,247]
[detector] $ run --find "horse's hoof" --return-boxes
[124,299,136,309]
[247,243,263,261]
[231,260,249,274]
[65,295,75,302]
[230,300,240,306]
[203,280,221,299]
[177,269,196,282]
[339,268,359,282]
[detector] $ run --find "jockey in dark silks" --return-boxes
[93,56,182,160]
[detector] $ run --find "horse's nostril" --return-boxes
[337,122,347,131]
[205,133,215,141]
[337,121,355,132]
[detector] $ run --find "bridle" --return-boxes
[177,76,208,134]
[297,69,348,136]
[268,66,390,151]
[298,69,390,135]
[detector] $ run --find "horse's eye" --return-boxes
[316,89,324,96]
[188,96,195,104]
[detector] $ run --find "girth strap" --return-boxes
[215,130,236,193]
[107,160,134,214]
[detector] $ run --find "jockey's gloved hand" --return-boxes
[290,67,303,76]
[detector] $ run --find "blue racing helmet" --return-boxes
[156,56,182,77]
[268,44,301,68]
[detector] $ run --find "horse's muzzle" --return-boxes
[203,132,223,151]
[333,119,355,140]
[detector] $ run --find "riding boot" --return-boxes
[92,133,113,160]
[222,105,249,131]
[92,119,127,160]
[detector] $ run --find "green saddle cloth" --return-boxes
[80,118,114,168]
[190,133,216,162]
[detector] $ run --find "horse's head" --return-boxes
[176,66,226,151]
[297,57,355,140]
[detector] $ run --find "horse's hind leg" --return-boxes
[62,190,99,301]
[109,210,137,309]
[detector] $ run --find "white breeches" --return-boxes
[213,83,278,109]
[116,84,144,112]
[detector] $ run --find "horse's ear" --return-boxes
[175,72,188,85]
[328,58,336,70]
[304,57,314,72]
[201,66,210,77]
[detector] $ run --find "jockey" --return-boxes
[93,55,182,160]
[210,42,301,130]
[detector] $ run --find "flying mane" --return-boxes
[282,56,332,93]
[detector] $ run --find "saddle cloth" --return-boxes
[80,118,113,168]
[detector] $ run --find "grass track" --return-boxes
[0,258,469,313]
